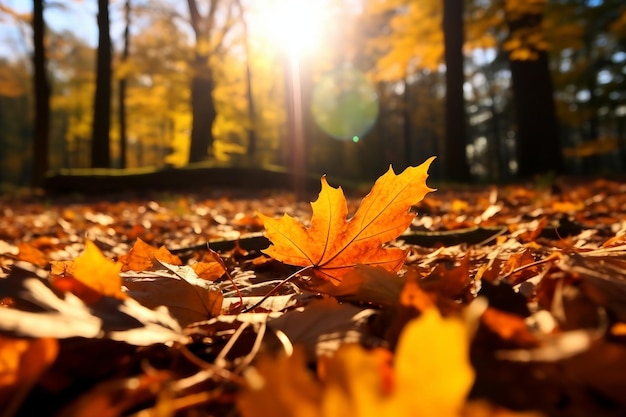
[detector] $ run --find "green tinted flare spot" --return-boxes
[311,68,379,141]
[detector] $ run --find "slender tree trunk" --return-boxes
[91,0,112,168]
[442,0,470,181]
[118,0,130,169]
[32,0,50,187]
[402,79,412,167]
[506,11,563,177]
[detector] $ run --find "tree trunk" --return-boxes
[91,0,112,168]
[186,0,222,163]
[32,0,50,187]
[188,55,217,163]
[506,11,563,177]
[442,0,470,181]
[402,79,412,167]
[118,0,130,169]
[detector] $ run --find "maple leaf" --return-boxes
[50,240,125,301]
[118,238,182,272]
[259,157,435,283]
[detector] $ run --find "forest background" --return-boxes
[0,0,625,191]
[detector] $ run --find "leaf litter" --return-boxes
[2,165,626,416]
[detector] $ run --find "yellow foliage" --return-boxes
[562,138,620,159]
[0,65,26,97]
[504,0,547,20]
[367,0,444,81]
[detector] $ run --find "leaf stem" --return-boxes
[241,265,314,313]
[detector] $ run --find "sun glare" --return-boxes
[253,0,328,59]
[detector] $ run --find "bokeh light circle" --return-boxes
[311,68,379,141]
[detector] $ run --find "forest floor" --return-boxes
[2,172,626,417]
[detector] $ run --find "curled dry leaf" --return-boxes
[259,157,435,284]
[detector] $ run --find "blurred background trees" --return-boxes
[0,0,625,190]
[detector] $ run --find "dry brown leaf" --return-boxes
[259,157,435,284]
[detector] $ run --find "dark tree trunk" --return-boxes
[506,12,563,177]
[186,0,221,163]
[91,0,112,168]
[442,0,470,181]
[32,0,50,187]
[188,57,217,163]
[118,0,130,169]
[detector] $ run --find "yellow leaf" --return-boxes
[237,348,323,417]
[237,306,474,417]
[71,240,125,300]
[392,308,474,417]
[259,157,436,284]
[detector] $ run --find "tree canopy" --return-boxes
[0,0,625,189]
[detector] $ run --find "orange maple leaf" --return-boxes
[118,238,182,272]
[259,157,435,284]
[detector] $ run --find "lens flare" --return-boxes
[311,68,379,141]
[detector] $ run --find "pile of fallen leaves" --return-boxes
[2,157,626,417]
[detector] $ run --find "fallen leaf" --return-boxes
[16,242,48,268]
[480,307,540,349]
[118,238,182,272]
[0,336,58,415]
[500,250,539,285]
[267,298,378,358]
[122,260,223,326]
[191,260,226,281]
[420,254,472,299]
[237,348,323,417]
[304,265,406,307]
[238,306,473,417]
[50,240,125,301]
[0,270,185,345]
[259,157,435,283]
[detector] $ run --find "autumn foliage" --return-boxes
[2,161,626,416]
[259,157,435,283]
